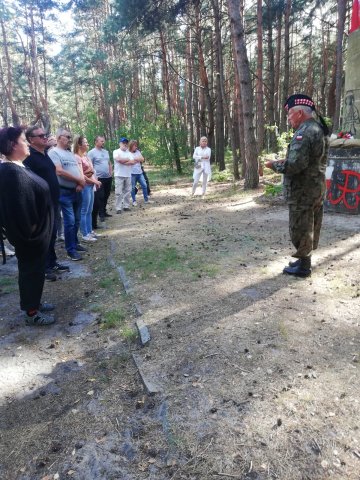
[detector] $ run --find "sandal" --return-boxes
[25,311,56,326]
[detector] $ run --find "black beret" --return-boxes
[284,94,316,111]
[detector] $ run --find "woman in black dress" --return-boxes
[0,127,55,325]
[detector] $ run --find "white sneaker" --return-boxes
[82,234,97,242]
[145,199,154,204]
[132,201,137,206]
[90,231,103,238]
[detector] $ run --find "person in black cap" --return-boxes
[265,94,330,277]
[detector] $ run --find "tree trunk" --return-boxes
[266,6,277,151]
[211,0,225,170]
[194,0,214,148]
[231,33,245,179]
[256,0,265,154]
[228,0,259,188]
[0,17,20,125]
[280,0,291,132]
[159,29,181,172]
[186,25,195,155]
[274,10,282,126]
[320,20,330,114]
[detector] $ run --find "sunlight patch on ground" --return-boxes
[0,351,54,404]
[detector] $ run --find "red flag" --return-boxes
[350,0,360,33]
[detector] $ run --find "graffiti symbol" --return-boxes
[327,169,360,210]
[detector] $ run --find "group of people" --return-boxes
[0,127,152,326]
[0,92,329,327]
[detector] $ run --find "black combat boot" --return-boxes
[288,258,301,267]
[283,256,311,277]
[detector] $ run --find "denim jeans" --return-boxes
[131,174,148,202]
[81,185,94,236]
[59,188,82,255]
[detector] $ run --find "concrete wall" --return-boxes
[343,29,360,138]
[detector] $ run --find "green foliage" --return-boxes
[81,109,108,148]
[264,183,283,196]
[277,130,293,152]
[101,309,126,329]
[211,165,233,183]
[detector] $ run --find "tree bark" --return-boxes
[0,16,20,125]
[280,0,291,132]
[159,29,181,172]
[211,0,225,170]
[256,0,265,154]
[228,0,259,188]
[194,0,214,148]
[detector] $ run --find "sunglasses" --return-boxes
[61,135,72,139]
[31,134,48,139]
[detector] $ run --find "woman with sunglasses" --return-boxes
[0,127,55,326]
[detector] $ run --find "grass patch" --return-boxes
[147,166,191,186]
[124,246,185,279]
[0,276,17,294]
[120,326,138,343]
[101,309,126,329]
[98,274,119,292]
[123,246,219,281]
[191,264,219,279]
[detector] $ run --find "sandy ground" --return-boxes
[1,180,360,480]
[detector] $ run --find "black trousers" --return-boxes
[93,177,112,221]
[46,215,57,271]
[16,250,47,311]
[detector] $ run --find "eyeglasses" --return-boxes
[30,134,48,139]
[61,135,72,140]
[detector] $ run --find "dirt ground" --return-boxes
[1,178,360,480]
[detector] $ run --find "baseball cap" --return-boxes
[119,137,128,143]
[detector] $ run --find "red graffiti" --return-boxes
[327,169,360,209]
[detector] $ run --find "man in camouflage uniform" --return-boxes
[265,94,329,277]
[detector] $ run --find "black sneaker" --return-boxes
[45,271,57,281]
[68,251,82,261]
[76,245,87,252]
[52,262,70,272]
[104,212,112,217]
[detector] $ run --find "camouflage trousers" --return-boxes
[288,200,323,258]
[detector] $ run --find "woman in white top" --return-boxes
[192,136,211,196]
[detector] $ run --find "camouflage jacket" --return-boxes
[272,119,329,205]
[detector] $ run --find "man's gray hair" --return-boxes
[56,128,70,139]
[292,105,315,117]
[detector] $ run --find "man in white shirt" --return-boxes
[113,137,135,213]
